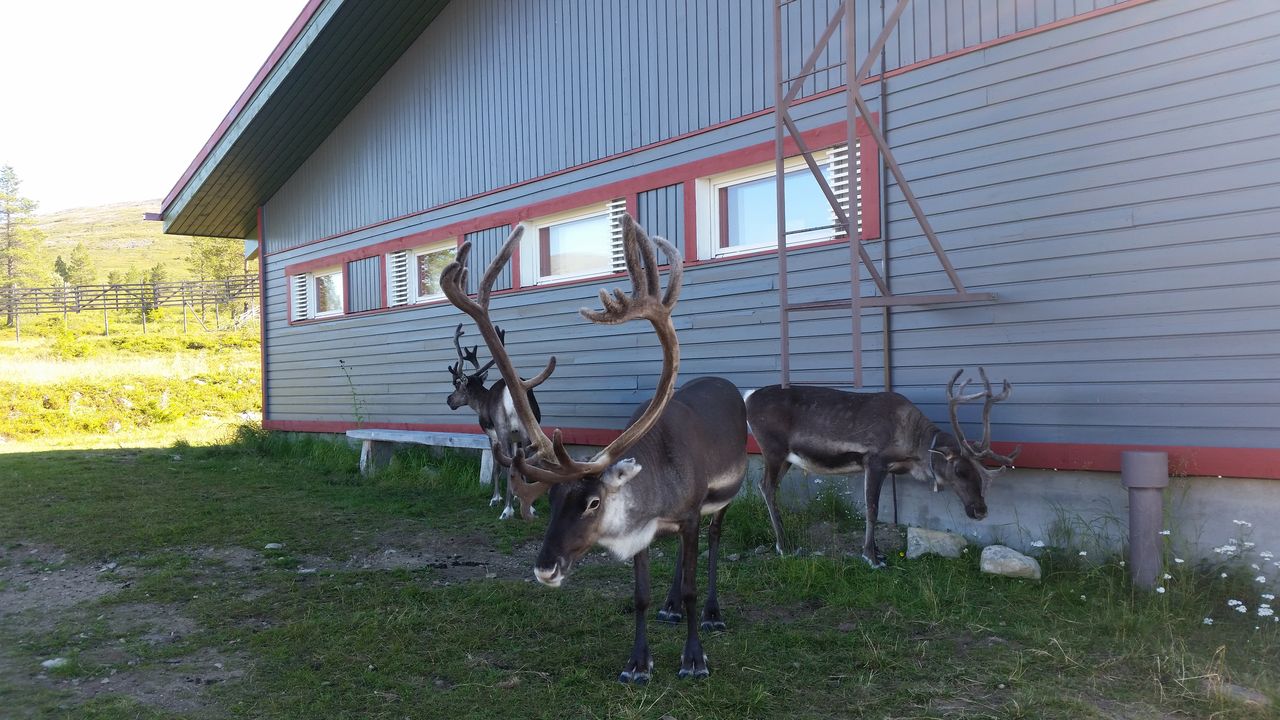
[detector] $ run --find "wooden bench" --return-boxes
[346,429,494,484]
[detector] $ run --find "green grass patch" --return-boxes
[0,432,1276,718]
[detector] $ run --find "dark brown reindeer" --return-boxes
[446,324,547,520]
[441,216,748,682]
[746,369,1020,566]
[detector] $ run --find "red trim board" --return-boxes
[264,419,1279,481]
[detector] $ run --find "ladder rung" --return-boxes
[783,62,848,85]
[784,300,849,312]
[784,222,848,235]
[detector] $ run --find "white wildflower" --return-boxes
[1245,542,1256,549]
[1159,530,1171,536]
[1257,576,1267,583]
[1221,572,1229,579]
[1261,551,1275,560]
[1030,540,1046,548]
[1263,594,1276,601]
[1203,617,1214,625]
[1080,595,1087,600]
[1236,605,1249,614]
[1156,587,1166,594]
[1228,599,1243,607]
[1260,607,1275,618]
[1233,519,1253,527]
[1162,573,1172,580]
[1174,557,1185,563]
[1215,545,1239,554]
[1119,560,1126,567]
[1251,563,1261,570]
[1078,551,1088,557]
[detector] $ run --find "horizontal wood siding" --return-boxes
[260,0,1280,461]
[264,0,1120,252]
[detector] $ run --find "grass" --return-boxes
[1,428,1276,719]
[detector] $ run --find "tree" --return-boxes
[64,242,96,286]
[148,262,169,285]
[1,165,44,324]
[185,236,244,282]
[106,269,124,285]
[54,255,69,283]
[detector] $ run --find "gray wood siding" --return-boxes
[261,0,1280,454]
[346,256,382,313]
[265,0,1117,252]
[464,226,513,294]
[636,184,685,259]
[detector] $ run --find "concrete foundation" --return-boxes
[744,457,1280,566]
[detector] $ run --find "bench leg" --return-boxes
[479,447,495,487]
[359,440,395,477]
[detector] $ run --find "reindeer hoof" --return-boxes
[488,497,501,507]
[862,554,886,569]
[699,619,727,632]
[618,657,653,684]
[655,608,682,624]
[677,654,710,680]
[498,507,515,520]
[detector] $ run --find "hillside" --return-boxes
[34,200,200,282]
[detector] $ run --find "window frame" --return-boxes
[518,202,622,286]
[410,239,457,305]
[695,148,848,261]
[310,266,344,318]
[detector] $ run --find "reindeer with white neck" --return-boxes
[441,216,747,682]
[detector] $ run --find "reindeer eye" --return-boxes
[585,497,600,512]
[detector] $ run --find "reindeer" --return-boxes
[746,369,1020,566]
[445,324,548,520]
[441,216,747,682]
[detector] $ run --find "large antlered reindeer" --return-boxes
[441,216,748,682]
[746,369,1020,566]
[446,323,547,520]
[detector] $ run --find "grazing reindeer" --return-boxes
[441,216,747,682]
[445,324,547,520]
[746,369,1020,566]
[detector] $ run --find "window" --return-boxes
[519,199,628,285]
[387,240,456,306]
[290,267,344,321]
[696,144,856,259]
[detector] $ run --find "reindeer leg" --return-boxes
[677,521,709,679]
[761,457,792,556]
[498,438,517,520]
[700,508,728,632]
[861,457,889,568]
[656,548,683,624]
[486,431,503,508]
[618,548,653,684]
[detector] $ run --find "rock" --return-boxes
[264,543,284,550]
[485,572,497,579]
[1205,680,1271,707]
[41,658,68,669]
[727,553,741,562]
[907,527,969,559]
[980,545,1042,580]
[297,568,317,575]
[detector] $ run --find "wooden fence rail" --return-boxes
[1,275,259,316]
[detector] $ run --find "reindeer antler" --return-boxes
[452,324,481,370]
[946,367,1021,466]
[440,215,683,485]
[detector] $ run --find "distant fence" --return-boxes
[2,274,260,336]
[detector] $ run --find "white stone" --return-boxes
[264,543,284,550]
[906,527,969,559]
[980,545,1042,580]
[41,658,68,669]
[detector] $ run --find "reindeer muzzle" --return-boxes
[534,559,568,588]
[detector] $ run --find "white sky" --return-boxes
[0,0,311,214]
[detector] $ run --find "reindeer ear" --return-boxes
[602,458,642,490]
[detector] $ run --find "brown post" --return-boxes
[1121,451,1169,590]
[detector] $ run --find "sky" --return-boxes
[0,0,311,214]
